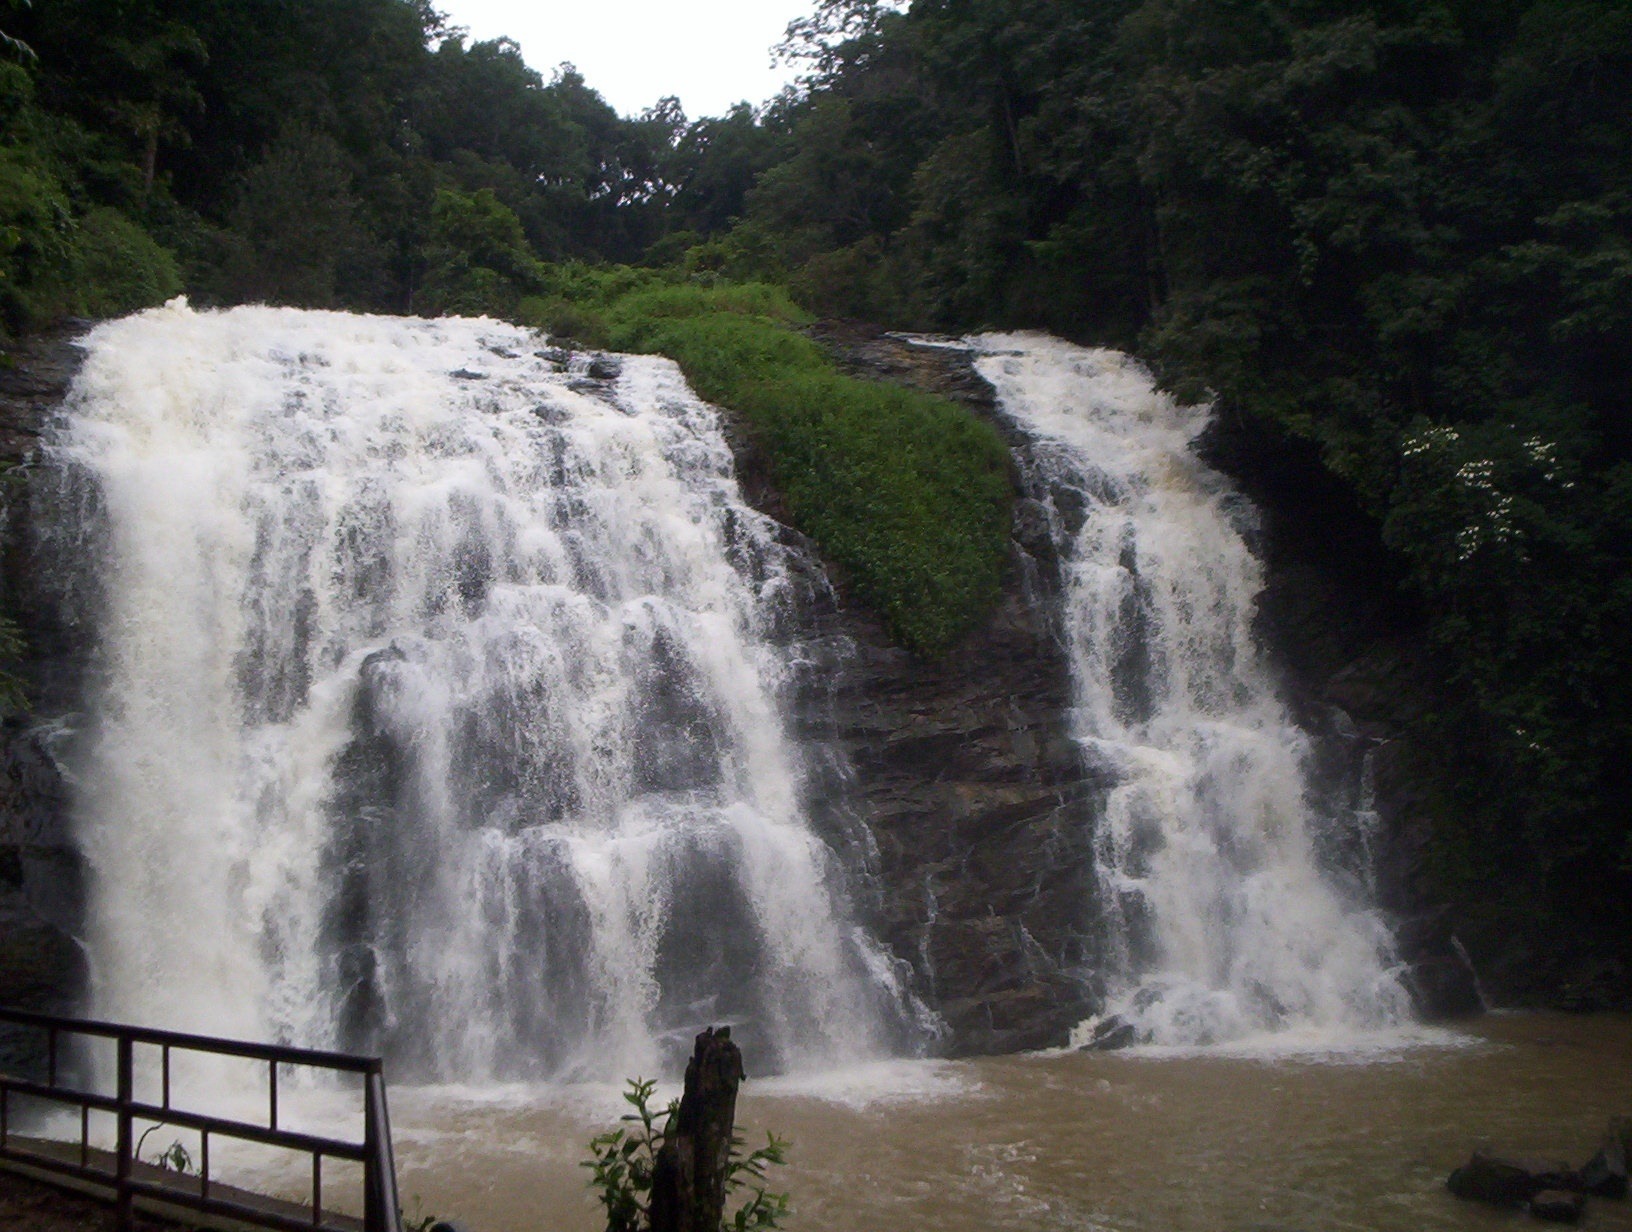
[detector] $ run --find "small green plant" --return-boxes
[135,1124,193,1174]
[583,1077,790,1232]
[722,1134,790,1232]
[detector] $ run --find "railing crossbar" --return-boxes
[0,1006,399,1232]
[0,1008,378,1072]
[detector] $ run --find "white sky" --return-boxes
[431,0,818,119]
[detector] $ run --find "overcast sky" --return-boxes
[431,0,817,119]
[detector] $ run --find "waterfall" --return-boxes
[40,300,906,1080]
[971,333,1410,1046]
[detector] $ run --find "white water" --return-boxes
[971,333,1411,1046]
[42,300,907,1080]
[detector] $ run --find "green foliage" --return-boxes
[583,1078,789,1232]
[592,278,1012,657]
[134,1125,194,1175]
[226,127,382,308]
[0,148,179,328]
[707,0,1632,958]
[65,207,181,315]
[419,187,547,319]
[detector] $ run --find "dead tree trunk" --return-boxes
[648,1027,745,1232]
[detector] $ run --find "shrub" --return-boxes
[583,1078,789,1232]
[66,207,182,316]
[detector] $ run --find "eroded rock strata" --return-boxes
[0,318,1505,1062]
[0,323,89,1067]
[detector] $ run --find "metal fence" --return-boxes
[0,1006,402,1232]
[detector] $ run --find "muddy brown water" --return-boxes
[33,1013,1628,1232]
[357,1014,1631,1232]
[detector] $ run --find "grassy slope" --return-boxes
[529,275,1013,657]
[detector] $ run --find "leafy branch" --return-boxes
[582,1078,790,1232]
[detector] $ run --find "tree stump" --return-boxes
[649,1027,745,1232]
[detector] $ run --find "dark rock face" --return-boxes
[0,324,91,1064]
[813,569,1099,1055]
[1580,1117,1630,1199]
[1446,1153,1564,1206]
[1081,1016,1138,1051]
[0,731,84,1005]
[1530,1190,1588,1225]
[799,324,1101,1055]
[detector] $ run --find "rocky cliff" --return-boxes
[0,323,89,1058]
[0,316,1518,1064]
[804,325,1488,1046]
[783,325,1101,1055]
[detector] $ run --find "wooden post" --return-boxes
[648,1027,745,1232]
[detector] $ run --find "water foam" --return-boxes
[970,333,1412,1046]
[43,301,909,1079]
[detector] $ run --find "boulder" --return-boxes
[1528,1190,1586,1225]
[1447,1153,1559,1206]
[1403,952,1484,1020]
[1081,1016,1139,1051]
[1579,1116,1630,1199]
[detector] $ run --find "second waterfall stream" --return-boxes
[970,333,1411,1047]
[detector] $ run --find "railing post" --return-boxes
[363,1068,401,1232]
[115,1033,134,1232]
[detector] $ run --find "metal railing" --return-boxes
[0,1007,402,1232]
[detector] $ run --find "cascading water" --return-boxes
[970,333,1411,1046]
[41,299,908,1080]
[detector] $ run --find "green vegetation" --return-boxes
[559,275,1012,656]
[735,0,1632,972]
[584,1077,789,1232]
[0,0,760,335]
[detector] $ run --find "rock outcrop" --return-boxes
[798,324,1103,1054]
[1446,1122,1630,1226]
[1581,1117,1631,1199]
[0,323,90,1070]
[812,559,1099,1055]
[0,314,1557,1062]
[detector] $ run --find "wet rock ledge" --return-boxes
[797,322,1101,1055]
[0,323,91,1057]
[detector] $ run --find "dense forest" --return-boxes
[2,0,1629,991]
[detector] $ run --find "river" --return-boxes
[366,1013,1632,1232]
